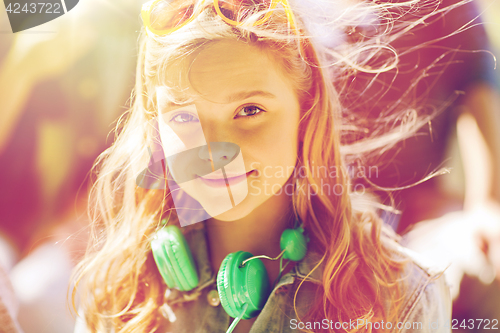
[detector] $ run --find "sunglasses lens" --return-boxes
[217,0,273,22]
[149,0,195,32]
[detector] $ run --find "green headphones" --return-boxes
[151,221,308,330]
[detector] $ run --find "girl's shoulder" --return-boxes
[382,239,453,332]
[295,236,452,332]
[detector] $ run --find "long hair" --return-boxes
[72,0,459,331]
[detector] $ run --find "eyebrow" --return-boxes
[224,90,277,103]
[161,90,276,112]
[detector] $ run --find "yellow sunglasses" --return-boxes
[141,0,298,36]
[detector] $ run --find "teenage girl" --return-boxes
[73,0,453,332]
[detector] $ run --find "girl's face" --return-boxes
[157,40,301,222]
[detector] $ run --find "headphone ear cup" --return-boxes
[280,228,307,261]
[151,225,199,291]
[151,232,178,288]
[217,252,241,318]
[217,251,270,320]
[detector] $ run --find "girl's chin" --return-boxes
[199,181,290,222]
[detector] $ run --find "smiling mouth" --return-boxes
[198,170,256,188]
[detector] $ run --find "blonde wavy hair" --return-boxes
[72,0,461,331]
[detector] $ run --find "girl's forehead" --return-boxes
[158,40,291,106]
[189,40,272,74]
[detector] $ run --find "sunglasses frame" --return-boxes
[141,0,297,36]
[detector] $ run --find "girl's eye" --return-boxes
[170,113,199,123]
[235,106,265,118]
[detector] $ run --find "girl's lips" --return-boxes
[198,170,256,188]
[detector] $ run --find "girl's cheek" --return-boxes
[231,122,271,150]
[230,111,299,167]
[237,111,292,141]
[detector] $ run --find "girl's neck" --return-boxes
[205,190,295,277]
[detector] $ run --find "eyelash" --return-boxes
[234,105,266,120]
[169,112,199,124]
[169,105,266,124]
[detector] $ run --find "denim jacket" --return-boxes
[75,223,452,333]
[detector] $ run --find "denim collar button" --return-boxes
[207,289,220,307]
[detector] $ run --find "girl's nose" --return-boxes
[198,142,240,169]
